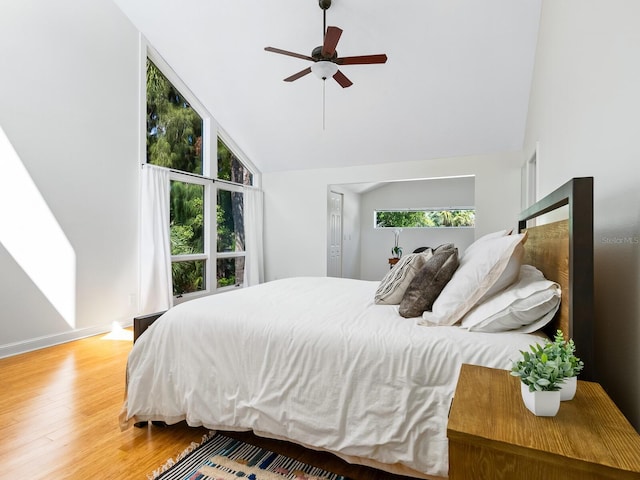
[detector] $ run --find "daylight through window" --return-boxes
[375,209,475,228]
[146,55,254,298]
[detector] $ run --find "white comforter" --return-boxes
[122,277,544,478]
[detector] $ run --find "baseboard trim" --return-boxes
[0,322,132,359]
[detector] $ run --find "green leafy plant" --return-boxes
[552,330,584,378]
[511,330,584,392]
[511,342,565,392]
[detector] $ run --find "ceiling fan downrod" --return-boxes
[320,0,331,40]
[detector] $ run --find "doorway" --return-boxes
[327,191,343,277]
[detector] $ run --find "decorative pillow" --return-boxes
[420,232,527,326]
[433,243,455,253]
[374,250,433,305]
[460,265,561,333]
[399,248,459,318]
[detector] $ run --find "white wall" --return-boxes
[359,177,476,281]
[0,0,140,355]
[263,152,521,282]
[524,0,640,429]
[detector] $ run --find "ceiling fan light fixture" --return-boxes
[311,61,338,80]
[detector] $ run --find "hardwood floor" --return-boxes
[0,331,418,479]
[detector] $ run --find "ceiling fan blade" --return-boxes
[284,67,312,82]
[333,70,353,88]
[322,26,343,58]
[337,54,388,65]
[265,47,314,62]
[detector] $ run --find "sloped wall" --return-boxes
[0,0,140,354]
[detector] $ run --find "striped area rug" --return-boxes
[150,432,351,480]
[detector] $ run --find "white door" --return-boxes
[327,191,343,277]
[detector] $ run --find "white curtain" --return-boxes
[243,187,264,287]
[139,165,173,313]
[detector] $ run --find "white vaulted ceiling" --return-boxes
[112,0,541,173]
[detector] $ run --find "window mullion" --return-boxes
[172,253,207,262]
[203,115,215,295]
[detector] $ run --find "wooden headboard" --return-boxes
[518,177,595,381]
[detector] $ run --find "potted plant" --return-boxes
[511,342,565,416]
[391,228,403,259]
[551,330,584,401]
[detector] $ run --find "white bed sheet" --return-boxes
[122,277,545,478]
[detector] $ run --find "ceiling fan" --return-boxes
[264,0,388,88]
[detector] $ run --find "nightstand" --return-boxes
[447,364,640,479]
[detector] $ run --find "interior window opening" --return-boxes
[374,209,476,228]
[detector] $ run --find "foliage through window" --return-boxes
[375,209,475,228]
[218,138,253,186]
[147,60,203,174]
[146,54,254,298]
[216,188,245,288]
[170,181,205,295]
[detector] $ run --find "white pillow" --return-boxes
[420,232,526,326]
[460,265,561,333]
[375,251,433,305]
[477,241,524,303]
[462,229,512,259]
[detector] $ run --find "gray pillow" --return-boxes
[433,243,455,253]
[399,248,459,318]
[374,251,433,305]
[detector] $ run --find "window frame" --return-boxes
[215,180,246,292]
[142,41,259,302]
[169,170,213,299]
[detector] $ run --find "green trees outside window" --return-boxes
[218,138,253,186]
[146,60,203,174]
[217,139,250,289]
[170,181,205,296]
[217,189,245,288]
[375,209,475,228]
[146,56,252,296]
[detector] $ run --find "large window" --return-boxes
[146,54,254,299]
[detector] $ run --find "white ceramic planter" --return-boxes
[520,382,561,416]
[560,376,577,401]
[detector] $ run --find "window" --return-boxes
[145,52,255,299]
[218,138,253,186]
[146,60,203,174]
[216,187,245,288]
[170,178,206,296]
[374,209,475,228]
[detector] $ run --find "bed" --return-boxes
[120,177,594,479]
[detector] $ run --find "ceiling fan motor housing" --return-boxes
[312,45,337,61]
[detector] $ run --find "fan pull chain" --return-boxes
[322,80,326,130]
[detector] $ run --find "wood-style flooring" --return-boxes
[0,330,419,479]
